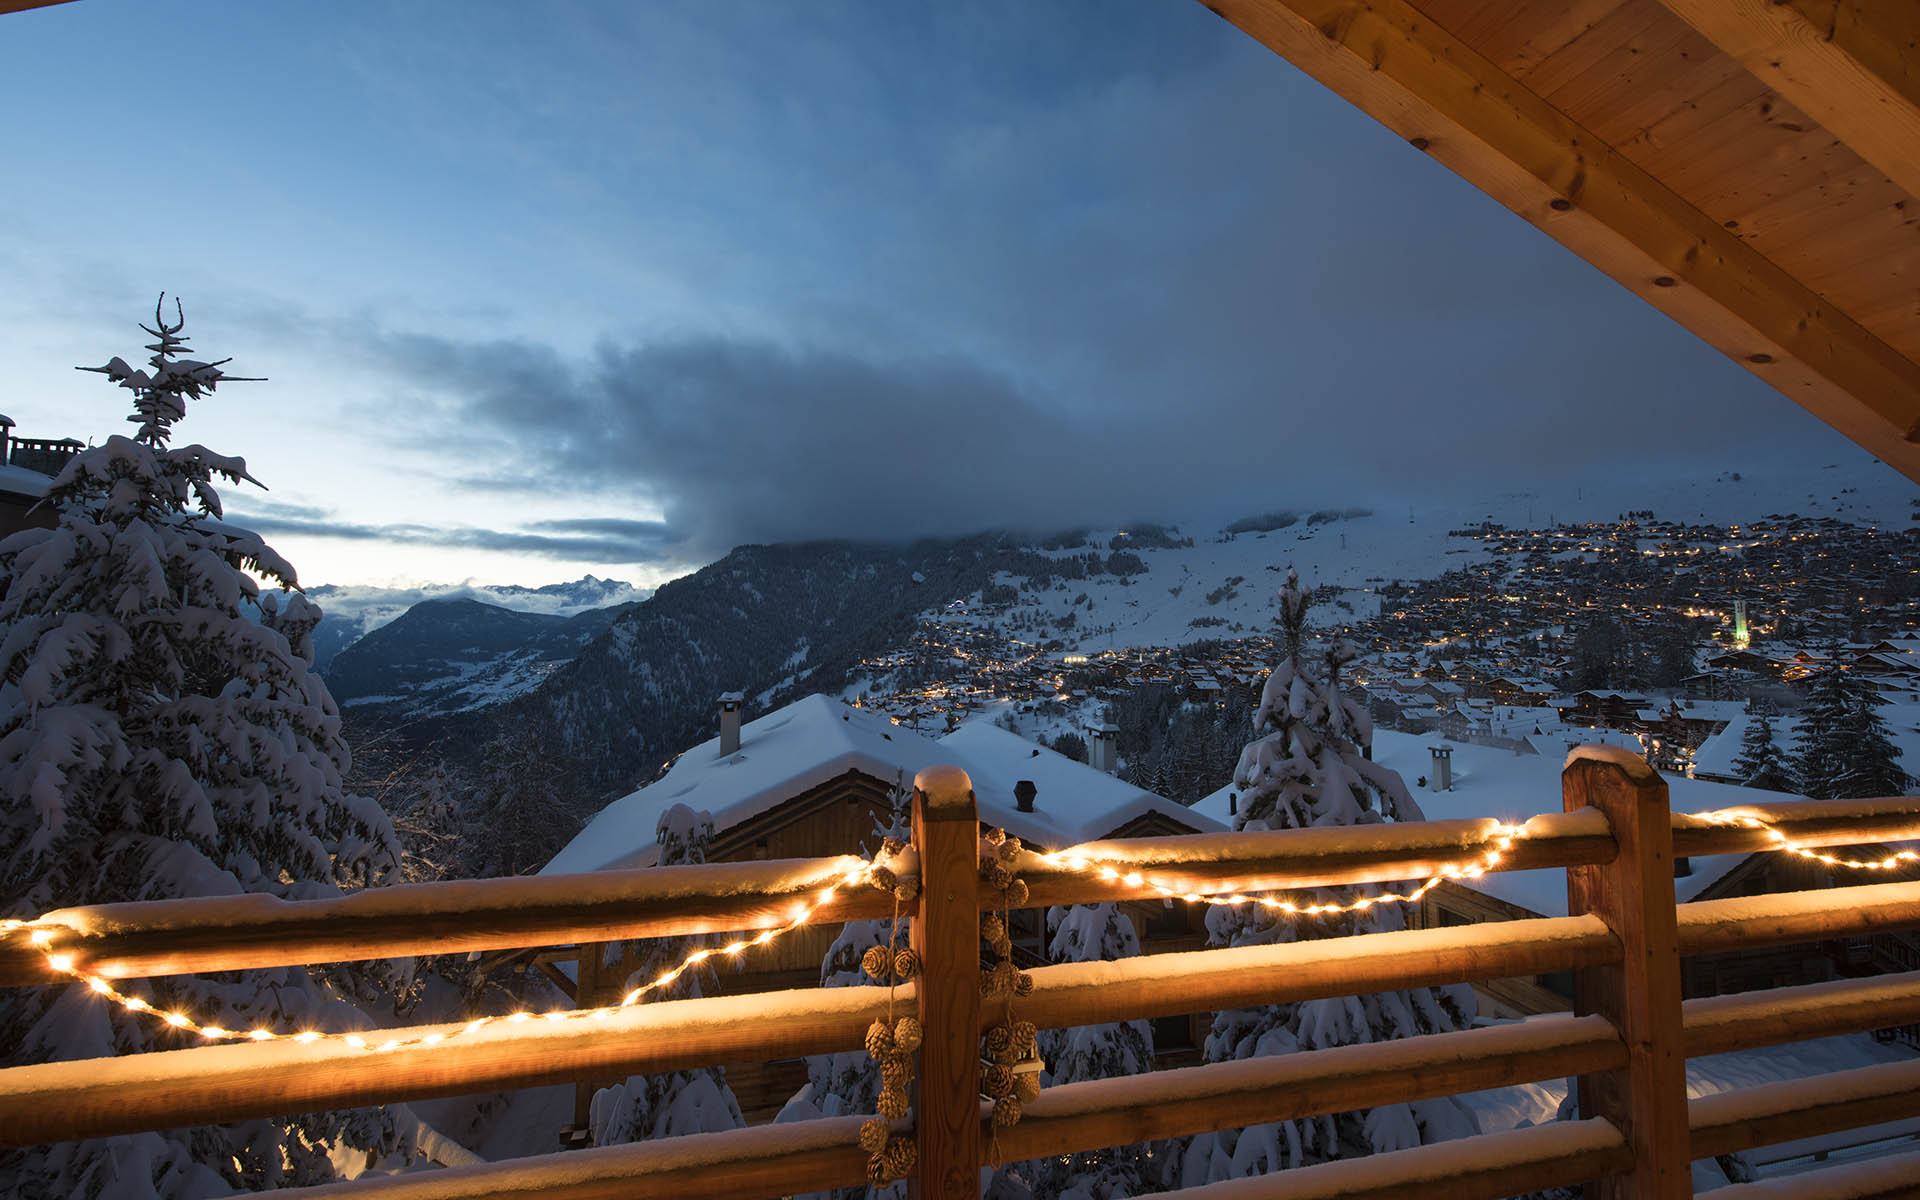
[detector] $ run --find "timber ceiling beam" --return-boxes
[1653,0,1920,204]
[1202,0,1920,483]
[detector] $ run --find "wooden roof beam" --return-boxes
[1653,0,1920,204]
[1202,0,1920,483]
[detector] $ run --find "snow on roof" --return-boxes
[542,694,1221,876]
[0,464,51,498]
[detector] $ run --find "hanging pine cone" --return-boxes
[879,1055,910,1088]
[877,1084,910,1119]
[859,1118,890,1154]
[1013,1020,1038,1047]
[984,827,1006,846]
[993,1095,1022,1127]
[861,945,892,981]
[997,837,1021,863]
[880,838,904,859]
[869,865,898,892]
[994,933,1014,958]
[991,960,1019,992]
[866,1020,896,1057]
[891,948,920,981]
[894,879,919,903]
[867,1159,888,1187]
[1014,971,1034,997]
[1007,878,1029,906]
[979,971,1002,999]
[984,1025,1014,1060]
[880,1136,917,1180]
[893,1016,924,1053]
[984,1063,1014,1094]
[1016,1074,1042,1103]
[989,863,1014,890]
[981,913,1006,944]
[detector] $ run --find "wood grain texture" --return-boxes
[992,1014,1624,1162]
[1683,970,1920,1058]
[1202,0,1920,481]
[911,765,982,1200]
[0,980,893,1147]
[1563,753,1691,1200]
[1654,0,1920,202]
[1689,1057,1920,1160]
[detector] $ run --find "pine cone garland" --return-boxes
[1006,878,1029,906]
[869,865,898,892]
[991,960,1018,992]
[993,934,1013,958]
[1014,971,1034,997]
[996,838,1020,863]
[865,1020,895,1057]
[859,1118,889,1154]
[891,948,920,981]
[861,945,892,981]
[884,1137,917,1176]
[880,838,904,858]
[984,827,1006,846]
[877,1084,910,1119]
[993,1095,1022,1127]
[981,914,1006,943]
[1015,1074,1042,1102]
[984,1026,1014,1059]
[984,1063,1013,1094]
[989,863,1014,890]
[894,879,919,903]
[893,1016,924,1053]
[1013,1020,1037,1046]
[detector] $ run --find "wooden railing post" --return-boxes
[911,765,981,1200]
[1563,746,1691,1200]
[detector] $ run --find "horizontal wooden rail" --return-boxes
[1169,1118,1633,1200]
[1671,794,1920,860]
[1019,811,1615,908]
[0,982,897,1147]
[1703,1148,1920,1199]
[0,855,889,987]
[1689,1058,1920,1160]
[276,1114,872,1200]
[1677,880,1920,958]
[1682,972,1920,1059]
[1019,915,1618,1032]
[993,1014,1624,1162]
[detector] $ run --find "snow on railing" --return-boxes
[2,756,1919,1198]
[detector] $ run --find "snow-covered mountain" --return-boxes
[305,575,648,669]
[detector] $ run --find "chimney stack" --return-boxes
[1429,745,1453,792]
[1089,722,1120,775]
[1014,780,1037,813]
[718,692,745,756]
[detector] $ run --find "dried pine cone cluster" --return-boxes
[983,1018,1042,1125]
[979,828,1040,1128]
[860,1015,923,1184]
[860,944,920,985]
[868,837,920,904]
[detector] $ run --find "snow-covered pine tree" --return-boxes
[1790,648,1912,802]
[0,298,410,1196]
[589,802,746,1144]
[1730,709,1794,792]
[1027,902,1156,1199]
[1182,568,1477,1186]
[784,776,912,1200]
[1837,686,1909,799]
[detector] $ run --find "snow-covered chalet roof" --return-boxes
[542,694,1222,876]
[0,463,51,499]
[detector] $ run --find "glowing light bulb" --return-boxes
[165,1012,190,1028]
[46,954,74,973]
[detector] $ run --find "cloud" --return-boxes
[223,507,683,564]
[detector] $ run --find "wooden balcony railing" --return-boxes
[4,747,1920,1198]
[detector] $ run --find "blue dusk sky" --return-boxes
[0,0,1882,589]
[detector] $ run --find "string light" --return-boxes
[2,861,880,1055]
[2,810,1912,1054]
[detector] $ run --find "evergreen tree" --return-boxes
[0,299,410,1195]
[1182,569,1476,1186]
[1730,711,1794,792]
[589,803,746,1144]
[1793,658,1863,800]
[1837,689,1910,799]
[1030,903,1156,1199]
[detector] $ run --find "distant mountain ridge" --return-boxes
[306,575,647,668]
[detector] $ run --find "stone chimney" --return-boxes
[1089,722,1120,775]
[718,692,745,756]
[1014,780,1037,813]
[1429,745,1453,792]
